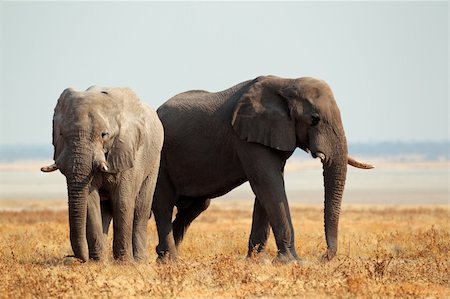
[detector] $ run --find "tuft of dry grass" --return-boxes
[0,202,449,298]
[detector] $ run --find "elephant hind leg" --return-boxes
[153,168,178,261]
[173,197,211,247]
[132,175,157,262]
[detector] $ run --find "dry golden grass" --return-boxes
[0,201,449,298]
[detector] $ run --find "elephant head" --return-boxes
[232,76,372,260]
[41,87,143,261]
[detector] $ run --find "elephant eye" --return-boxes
[311,114,320,126]
[101,132,109,139]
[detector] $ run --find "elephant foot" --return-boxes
[156,251,177,264]
[290,250,302,261]
[246,246,266,258]
[321,248,337,262]
[246,251,271,264]
[133,254,148,263]
[273,252,299,264]
[72,250,89,263]
[113,253,134,263]
[273,257,299,265]
[89,256,108,263]
[89,250,108,262]
[63,255,86,265]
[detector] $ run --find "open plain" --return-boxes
[0,200,449,298]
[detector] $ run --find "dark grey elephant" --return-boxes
[41,86,163,262]
[153,75,373,263]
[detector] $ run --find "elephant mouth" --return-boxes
[311,151,326,163]
[305,148,327,164]
[302,140,326,163]
[310,151,375,169]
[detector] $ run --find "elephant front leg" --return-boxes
[87,190,107,261]
[111,185,136,261]
[283,198,300,261]
[239,145,299,263]
[246,178,298,263]
[254,187,297,263]
[247,197,272,259]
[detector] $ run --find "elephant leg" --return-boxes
[280,168,300,260]
[238,144,298,263]
[252,182,297,263]
[283,199,300,260]
[247,197,270,257]
[111,182,136,261]
[86,190,107,261]
[173,197,211,247]
[152,167,178,261]
[247,189,300,260]
[132,175,156,262]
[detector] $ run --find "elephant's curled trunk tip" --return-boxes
[347,156,374,169]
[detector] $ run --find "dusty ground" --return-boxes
[0,201,449,298]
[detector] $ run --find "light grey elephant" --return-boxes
[152,75,373,263]
[41,86,163,262]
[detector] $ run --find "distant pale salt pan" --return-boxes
[0,159,448,205]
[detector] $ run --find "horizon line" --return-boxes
[1,139,449,147]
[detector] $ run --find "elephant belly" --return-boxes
[175,172,248,199]
[166,153,247,199]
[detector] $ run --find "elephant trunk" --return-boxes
[67,179,89,261]
[65,133,93,262]
[322,145,347,260]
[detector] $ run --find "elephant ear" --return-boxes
[52,88,74,161]
[231,78,296,151]
[107,119,143,173]
[52,116,63,161]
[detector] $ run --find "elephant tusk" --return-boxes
[347,156,374,169]
[99,162,109,172]
[316,152,326,162]
[41,163,59,172]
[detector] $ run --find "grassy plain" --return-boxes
[0,201,449,298]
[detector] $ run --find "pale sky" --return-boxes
[0,1,448,145]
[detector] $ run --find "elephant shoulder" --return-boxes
[142,107,164,148]
[181,89,210,96]
[168,90,211,105]
[158,90,211,113]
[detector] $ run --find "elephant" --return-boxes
[41,86,164,262]
[152,75,373,263]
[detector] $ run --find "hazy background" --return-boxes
[1,1,448,145]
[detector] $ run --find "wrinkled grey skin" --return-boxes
[42,87,163,262]
[153,76,373,263]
